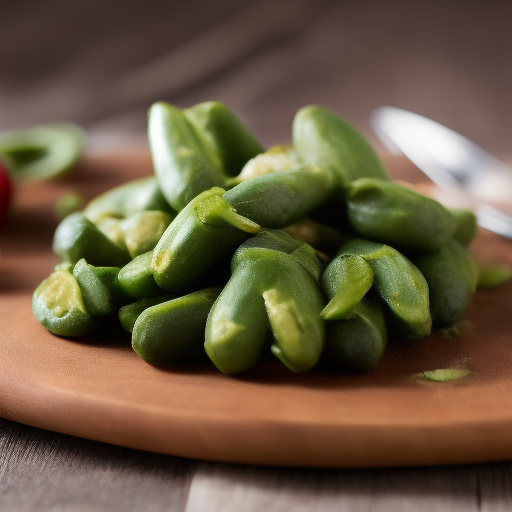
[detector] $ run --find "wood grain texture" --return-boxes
[0,418,194,512]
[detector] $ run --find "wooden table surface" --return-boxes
[2,0,512,510]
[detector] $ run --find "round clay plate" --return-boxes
[1,151,511,467]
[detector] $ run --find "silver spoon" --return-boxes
[371,106,512,240]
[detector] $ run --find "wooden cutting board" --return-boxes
[1,151,511,467]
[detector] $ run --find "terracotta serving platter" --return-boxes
[1,151,511,467]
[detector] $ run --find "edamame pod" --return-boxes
[321,254,374,320]
[223,165,336,229]
[83,176,174,224]
[346,178,456,252]
[72,259,126,316]
[152,188,260,291]
[292,105,390,189]
[148,102,226,211]
[449,208,478,247]
[411,240,478,329]
[53,212,130,266]
[338,238,431,339]
[32,269,97,336]
[118,251,163,299]
[132,288,222,364]
[323,297,387,372]
[121,210,173,258]
[206,233,325,374]
[184,101,264,177]
[119,293,180,333]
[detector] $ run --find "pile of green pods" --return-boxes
[33,101,481,374]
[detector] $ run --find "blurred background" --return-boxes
[1,0,512,156]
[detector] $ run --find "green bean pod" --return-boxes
[222,164,336,229]
[83,176,174,224]
[184,101,264,177]
[53,212,130,266]
[132,288,222,364]
[148,102,226,211]
[449,208,478,247]
[411,239,478,329]
[205,232,324,374]
[323,297,387,372]
[338,238,431,339]
[121,210,173,258]
[72,259,127,316]
[346,178,457,252]
[118,251,164,299]
[32,269,97,336]
[152,187,260,292]
[119,293,180,333]
[292,105,390,189]
[321,254,374,320]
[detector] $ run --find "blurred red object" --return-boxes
[0,160,12,229]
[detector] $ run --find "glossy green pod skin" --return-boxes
[83,176,174,224]
[121,210,173,258]
[321,254,374,320]
[184,101,264,177]
[95,216,127,250]
[338,238,431,339]
[205,233,324,374]
[132,288,222,364]
[118,252,163,299]
[32,269,97,336]
[0,123,85,182]
[148,102,226,211]
[53,212,130,266]
[72,259,126,316]
[449,208,478,247]
[411,240,478,329]
[346,178,457,252]
[152,188,260,292]
[323,297,387,372]
[119,293,180,333]
[222,164,336,229]
[292,105,390,189]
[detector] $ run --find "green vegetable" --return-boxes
[148,102,226,211]
[477,263,512,289]
[321,254,374,320]
[416,369,471,382]
[223,164,335,228]
[322,298,387,372]
[53,212,130,266]
[411,240,478,329]
[32,269,96,336]
[346,178,456,252]
[152,187,260,291]
[72,259,126,316]
[0,123,85,181]
[132,288,222,364]
[118,251,163,299]
[337,239,431,339]
[184,101,264,177]
[205,231,324,374]
[83,175,174,224]
[121,210,173,259]
[292,105,390,189]
[449,208,478,247]
[119,294,180,333]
